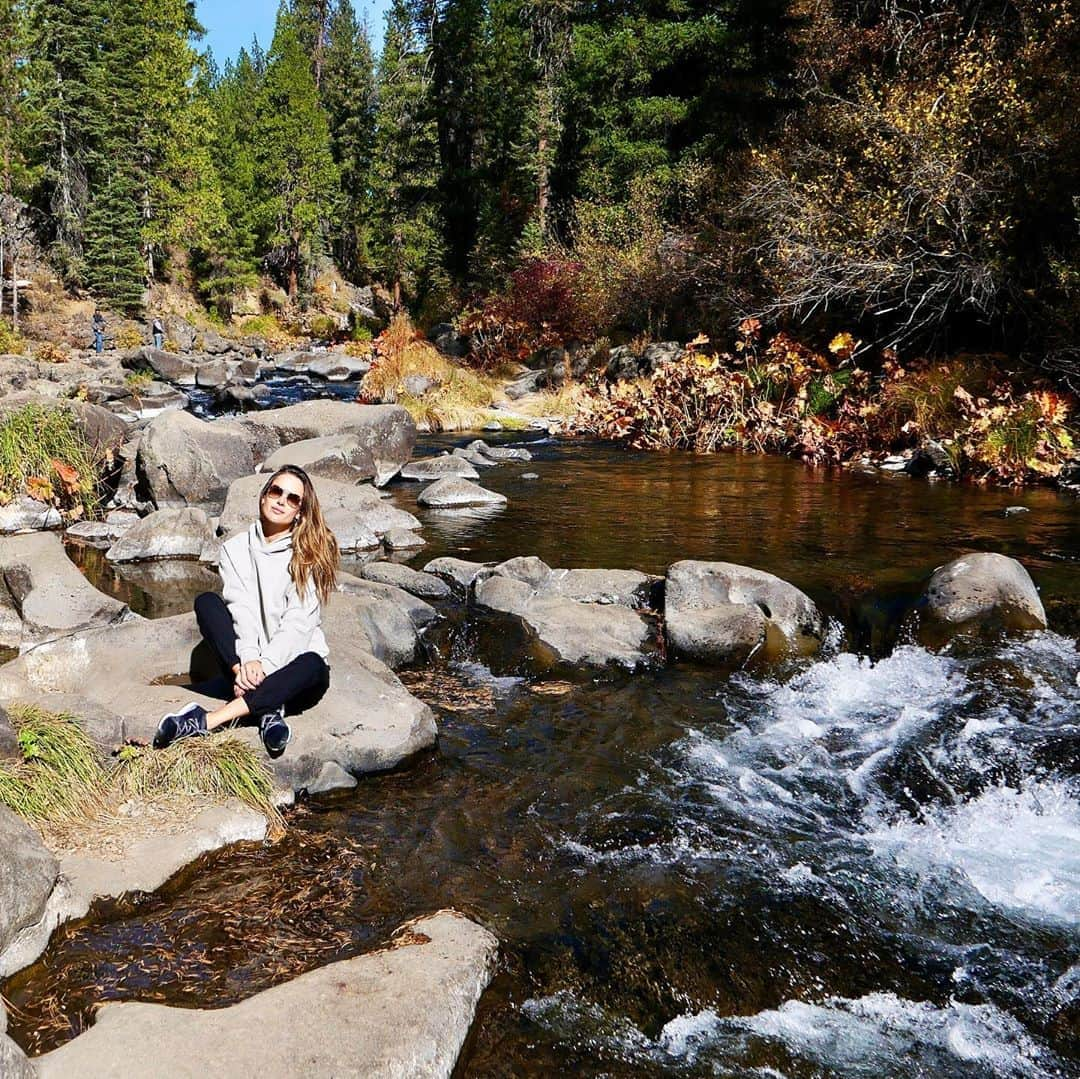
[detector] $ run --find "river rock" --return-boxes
[0,806,59,959]
[105,507,217,563]
[0,1029,34,1079]
[0,585,20,649]
[35,910,497,1079]
[220,473,419,549]
[401,455,480,481]
[383,528,425,550]
[195,358,229,388]
[335,574,436,667]
[307,354,369,381]
[199,329,231,355]
[546,567,656,609]
[0,600,437,797]
[922,552,1046,634]
[451,446,497,468]
[216,382,272,409]
[0,496,62,534]
[472,558,658,670]
[605,341,684,381]
[128,346,197,385]
[665,561,825,665]
[0,531,131,649]
[418,477,507,508]
[242,402,415,485]
[260,430,404,486]
[466,439,533,462]
[423,557,490,594]
[137,410,266,511]
[361,561,452,600]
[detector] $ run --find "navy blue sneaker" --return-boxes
[258,706,291,759]
[153,702,208,749]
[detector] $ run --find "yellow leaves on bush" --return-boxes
[25,476,54,502]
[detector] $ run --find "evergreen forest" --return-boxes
[0,0,1078,391]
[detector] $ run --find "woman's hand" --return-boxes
[234,660,265,693]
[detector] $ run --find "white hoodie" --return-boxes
[218,522,329,673]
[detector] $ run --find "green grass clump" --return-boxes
[0,706,106,822]
[0,706,284,838]
[0,403,101,517]
[0,317,26,354]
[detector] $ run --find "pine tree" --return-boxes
[252,9,338,298]
[292,0,331,87]
[370,0,444,307]
[321,0,376,276]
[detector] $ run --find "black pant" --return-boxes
[194,592,329,717]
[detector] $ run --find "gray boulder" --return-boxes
[307,354,369,381]
[260,430,405,486]
[465,439,533,462]
[164,315,198,352]
[195,359,230,388]
[220,474,420,550]
[504,370,544,400]
[383,528,426,550]
[923,552,1046,633]
[0,806,59,958]
[361,561,452,600]
[472,559,657,670]
[546,567,656,609]
[242,402,416,485]
[429,322,471,358]
[1,531,131,648]
[402,373,436,397]
[423,557,490,594]
[0,496,61,534]
[605,341,684,381]
[418,477,507,508]
[451,446,497,468]
[401,455,479,482]
[335,575,436,667]
[129,346,197,386]
[199,328,231,355]
[35,911,497,1079]
[137,410,267,511]
[665,560,824,665]
[106,507,217,563]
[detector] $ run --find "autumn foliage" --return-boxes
[576,327,1077,486]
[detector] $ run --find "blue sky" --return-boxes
[195,0,392,64]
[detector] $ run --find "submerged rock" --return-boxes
[34,911,497,1079]
[664,560,825,665]
[418,477,507,508]
[0,531,131,649]
[922,552,1046,635]
[383,527,426,551]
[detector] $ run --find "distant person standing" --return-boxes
[151,316,165,350]
[92,310,105,353]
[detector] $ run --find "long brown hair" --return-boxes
[259,465,339,605]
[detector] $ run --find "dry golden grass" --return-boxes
[363,313,501,432]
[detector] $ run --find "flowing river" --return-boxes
[6,435,1080,1077]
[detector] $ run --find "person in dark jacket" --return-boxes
[92,310,105,353]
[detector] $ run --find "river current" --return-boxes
[6,432,1080,1077]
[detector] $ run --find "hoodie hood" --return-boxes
[252,520,294,554]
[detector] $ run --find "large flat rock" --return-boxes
[0,598,437,797]
[0,531,131,649]
[35,910,498,1079]
[220,473,420,550]
[0,807,59,961]
[242,402,416,486]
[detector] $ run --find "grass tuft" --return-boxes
[0,403,101,517]
[0,706,284,839]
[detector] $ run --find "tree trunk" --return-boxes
[11,253,17,333]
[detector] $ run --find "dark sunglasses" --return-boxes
[264,483,303,509]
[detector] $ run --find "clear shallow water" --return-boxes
[11,434,1080,1075]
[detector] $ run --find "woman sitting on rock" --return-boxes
[154,465,339,758]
